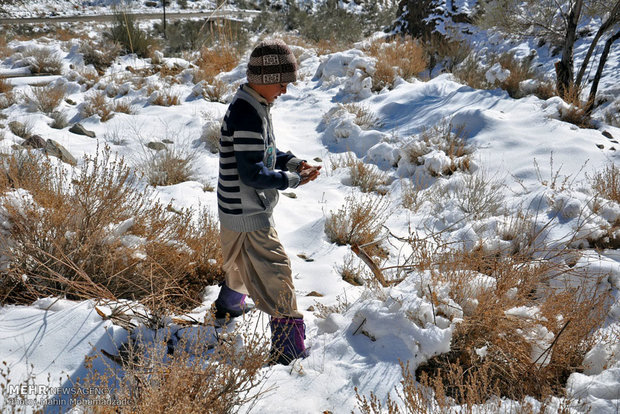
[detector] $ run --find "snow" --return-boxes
[0,2,619,413]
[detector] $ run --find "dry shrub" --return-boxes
[324,193,388,258]
[27,83,66,114]
[22,46,63,75]
[0,148,223,309]
[402,119,472,177]
[0,78,12,95]
[0,37,11,59]
[79,38,122,74]
[592,163,620,204]
[194,45,240,84]
[366,36,427,91]
[81,91,115,121]
[453,53,488,90]
[138,145,195,187]
[75,66,101,89]
[343,103,382,130]
[50,110,69,129]
[533,80,557,100]
[0,78,15,110]
[358,240,610,412]
[496,53,538,98]
[113,99,134,115]
[559,85,593,128]
[331,153,389,194]
[417,247,609,404]
[81,319,271,414]
[149,88,181,107]
[422,32,472,77]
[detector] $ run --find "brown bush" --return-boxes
[366,36,427,91]
[497,53,538,98]
[0,148,223,310]
[324,193,389,258]
[0,78,15,109]
[79,38,122,74]
[558,85,594,128]
[401,118,472,177]
[80,317,270,414]
[139,146,195,187]
[149,88,180,107]
[194,45,240,84]
[27,83,66,114]
[343,103,383,130]
[358,240,609,412]
[22,46,63,75]
[331,153,389,194]
[81,91,115,121]
[592,163,620,204]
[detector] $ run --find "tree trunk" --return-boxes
[585,29,620,115]
[555,0,584,97]
[575,0,620,88]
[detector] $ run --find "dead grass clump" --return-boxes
[27,83,66,114]
[558,85,594,128]
[417,247,608,404]
[49,110,69,129]
[138,146,195,187]
[113,99,134,115]
[0,148,223,309]
[0,78,12,95]
[358,239,610,412]
[0,78,15,109]
[366,36,427,91]
[324,193,388,258]
[80,318,271,414]
[591,163,620,204]
[79,38,122,74]
[194,45,240,84]
[81,91,115,121]
[422,32,472,76]
[402,119,472,177]
[149,89,181,107]
[331,153,389,194]
[343,103,383,130]
[453,53,489,90]
[497,53,537,98]
[22,46,63,75]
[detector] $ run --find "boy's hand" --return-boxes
[298,161,321,185]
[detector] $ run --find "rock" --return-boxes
[9,121,28,138]
[147,141,167,151]
[313,157,322,162]
[306,291,323,297]
[282,192,297,199]
[162,139,174,144]
[602,130,613,139]
[65,98,76,105]
[69,123,96,138]
[22,134,46,149]
[596,144,604,149]
[45,139,77,165]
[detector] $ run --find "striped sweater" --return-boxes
[217,84,302,232]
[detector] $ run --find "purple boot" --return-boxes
[214,284,248,319]
[270,317,309,365]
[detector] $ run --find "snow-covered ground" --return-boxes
[1,3,619,414]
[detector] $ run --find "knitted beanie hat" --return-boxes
[246,39,297,85]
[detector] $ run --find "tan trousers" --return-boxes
[220,225,302,319]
